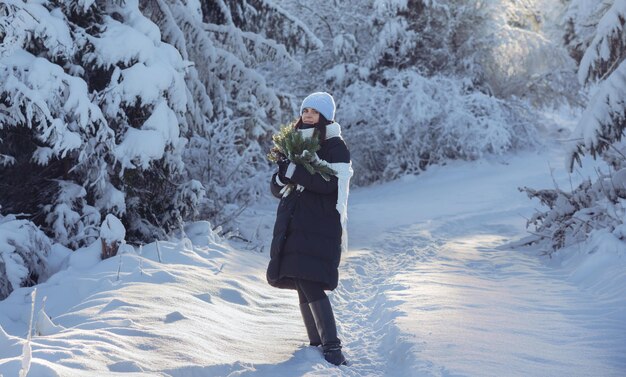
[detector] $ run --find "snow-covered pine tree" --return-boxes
[569,0,626,165]
[0,0,201,246]
[0,0,115,247]
[522,0,626,252]
[139,0,322,230]
[561,0,613,64]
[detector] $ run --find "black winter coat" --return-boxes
[267,136,350,291]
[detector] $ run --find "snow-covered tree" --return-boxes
[523,0,626,252]
[569,0,626,165]
[561,0,614,64]
[0,0,202,245]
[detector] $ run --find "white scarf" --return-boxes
[295,122,353,253]
[328,160,353,254]
[298,122,342,140]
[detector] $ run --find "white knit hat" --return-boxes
[300,92,335,121]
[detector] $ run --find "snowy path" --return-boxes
[1,149,625,376]
[338,216,625,376]
[331,151,626,376]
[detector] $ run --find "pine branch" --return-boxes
[267,123,337,182]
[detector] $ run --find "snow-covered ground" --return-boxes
[1,145,625,376]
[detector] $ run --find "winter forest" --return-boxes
[1,0,625,376]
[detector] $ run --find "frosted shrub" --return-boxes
[0,215,51,300]
[342,71,539,184]
[521,157,626,253]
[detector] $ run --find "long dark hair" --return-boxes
[294,114,332,143]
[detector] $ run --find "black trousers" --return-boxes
[294,278,327,304]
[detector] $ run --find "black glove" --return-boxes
[277,156,292,184]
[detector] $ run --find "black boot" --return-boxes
[299,303,322,346]
[308,297,347,366]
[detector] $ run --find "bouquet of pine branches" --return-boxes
[268,123,337,182]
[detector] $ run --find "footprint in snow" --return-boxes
[219,288,248,306]
[164,311,187,323]
[194,293,212,303]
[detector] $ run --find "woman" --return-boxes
[267,92,353,366]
